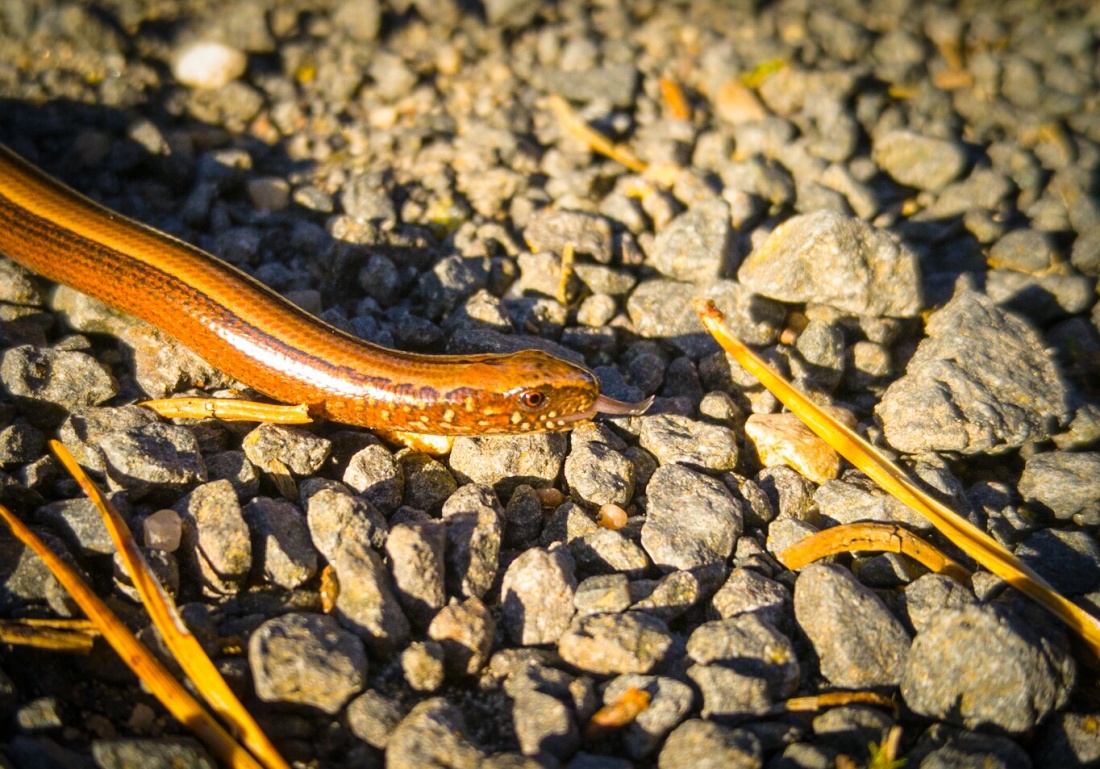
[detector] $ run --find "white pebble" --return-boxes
[172,41,247,90]
[143,509,183,552]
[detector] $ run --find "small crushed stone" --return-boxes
[248,612,367,715]
[1,0,1098,767]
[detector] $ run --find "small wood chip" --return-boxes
[585,686,651,740]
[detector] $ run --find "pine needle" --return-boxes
[49,440,291,769]
[693,298,1100,659]
[0,502,264,769]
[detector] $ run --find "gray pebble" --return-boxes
[576,294,617,327]
[327,536,410,656]
[794,564,911,687]
[564,437,635,508]
[989,229,1058,273]
[986,269,1097,323]
[657,719,763,769]
[0,421,44,465]
[501,545,577,645]
[46,290,130,341]
[738,211,923,318]
[900,573,977,635]
[173,480,250,595]
[1,345,117,423]
[907,725,1031,769]
[242,497,317,589]
[1018,450,1100,520]
[815,476,931,532]
[630,569,703,622]
[346,689,405,749]
[15,695,63,729]
[397,450,457,513]
[541,63,638,110]
[0,258,45,305]
[36,492,129,557]
[637,414,739,472]
[385,519,447,628]
[523,208,615,264]
[427,596,495,676]
[1071,226,1100,276]
[119,324,231,399]
[768,741,839,769]
[242,424,331,475]
[686,615,799,719]
[641,464,743,571]
[574,574,632,615]
[502,484,544,547]
[91,738,214,769]
[386,698,484,769]
[711,568,792,629]
[1036,711,1100,768]
[872,129,968,191]
[450,433,567,499]
[1,527,77,613]
[341,172,395,223]
[57,405,157,474]
[573,263,638,296]
[100,422,206,499]
[442,484,503,600]
[113,546,178,602]
[650,199,736,282]
[301,477,388,557]
[342,443,404,514]
[557,611,672,675]
[203,450,259,500]
[512,687,580,760]
[540,501,599,547]
[877,289,1069,454]
[901,603,1074,733]
[766,517,819,561]
[249,612,366,714]
[570,527,651,578]
[402,640,447,692]
[1015,528,1100,596]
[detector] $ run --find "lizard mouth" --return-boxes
[560,393,654,425]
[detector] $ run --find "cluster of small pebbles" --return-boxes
[1,0,1099,768]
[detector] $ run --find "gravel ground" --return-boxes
[1,1,1099,767]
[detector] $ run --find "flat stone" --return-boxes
[738,211,923,317]
[876,289,1069,454]
[248,612,366,714]
[794,564,911,688]
[641,464,742,571]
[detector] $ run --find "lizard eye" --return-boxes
[519,390,545,409]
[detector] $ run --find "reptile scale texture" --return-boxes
[0,143,651,434]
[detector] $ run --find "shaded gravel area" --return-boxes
[1,1,1099,768]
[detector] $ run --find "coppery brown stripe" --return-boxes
[0,142,624,434]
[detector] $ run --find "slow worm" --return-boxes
[0,143,650,434]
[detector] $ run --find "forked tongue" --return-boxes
[594,394,654,417]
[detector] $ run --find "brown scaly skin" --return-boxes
[0,143,649,434]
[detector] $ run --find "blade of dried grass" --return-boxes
[49,440,291,769]
[547,94,649,174]
[140,398,311,423]
[693,298,1100,659]
[0,502,263,769]
[777,521,972,583]
[0,618,98,653]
